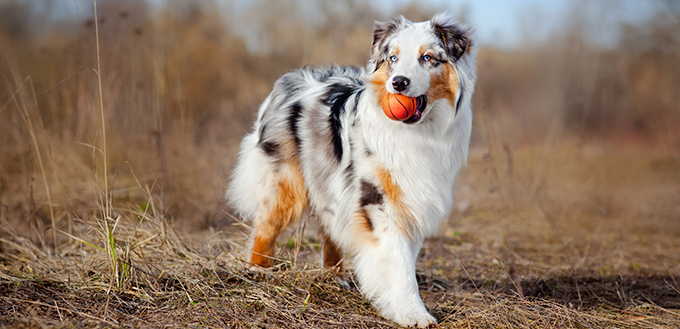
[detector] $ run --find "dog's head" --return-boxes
[367,13,473,124]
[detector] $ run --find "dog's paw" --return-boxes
[245,264,273,278]
[394,311,437,328]
[336,277,351,290]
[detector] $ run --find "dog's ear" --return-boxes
[371,15,406,68]
[431,13,472,62]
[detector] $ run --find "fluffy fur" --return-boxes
[227,13,477,327]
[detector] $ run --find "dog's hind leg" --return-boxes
[248,158,308,268]
[318,224,346,282]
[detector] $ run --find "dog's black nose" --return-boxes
[392,76,410,92]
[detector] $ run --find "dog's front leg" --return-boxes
[353,234,436,328]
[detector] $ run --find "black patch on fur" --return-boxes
[260,141,279,157]
[324,83,358,161]
[432,21,471,61]
[288,102,304,151]
[360,180,383,206]
[455,86,464,114]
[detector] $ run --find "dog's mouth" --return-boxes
[403,95,427,125]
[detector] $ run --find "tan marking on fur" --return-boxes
[438,27,447,47]
[250,234,275,267]
[271,159,307,223]
[394,46,400,56]
[426,62,459,106]
[377,168,402,205]
[352,208,378,246]
[318,225,344,279]
[377,167,417,239]
[367,63,388,107]
[249,157,308,268]
[448,64,460,104]
[418,45,426,56]
[359,208,374,232]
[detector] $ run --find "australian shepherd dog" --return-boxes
[227,13,477,327]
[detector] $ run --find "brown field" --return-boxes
[1,140,679,328]
[1,0,679,328]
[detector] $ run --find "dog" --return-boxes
[227,13,476,327]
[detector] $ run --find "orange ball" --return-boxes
[382,93,418,121]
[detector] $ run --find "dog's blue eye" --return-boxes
[422,55,432,62]
[390,55,398,62]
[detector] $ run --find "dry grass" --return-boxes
[1,139,679,328]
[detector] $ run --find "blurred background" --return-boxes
[0,0,678,245]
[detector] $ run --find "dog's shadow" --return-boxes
[417,273,680,310]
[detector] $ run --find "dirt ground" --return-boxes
[1,141,679,328]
